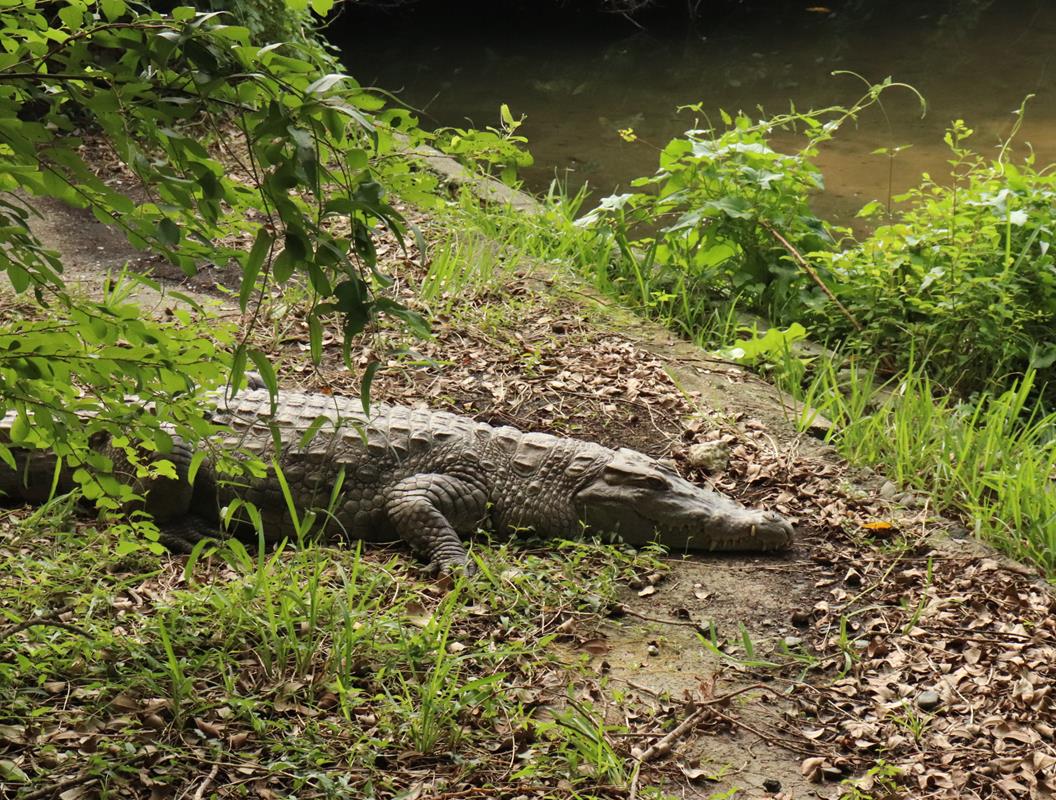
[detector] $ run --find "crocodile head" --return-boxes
[573,448,793,552]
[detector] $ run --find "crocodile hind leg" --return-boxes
[155,514,219,554]
[383,474,489,575]
[122,436,212,553]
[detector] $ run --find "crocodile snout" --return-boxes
[760,510,795,550]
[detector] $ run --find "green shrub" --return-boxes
[579,77,923,348]
[818,118,1056,395]
[583,85,1055,400]
[578,107,831,327]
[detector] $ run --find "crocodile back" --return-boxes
[205,390,495,542]
[206,389,609,542]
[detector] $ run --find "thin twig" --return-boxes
[759,219,863,332]
[711,707,835,758]
[0,615,87,643]
[20,773,98,800]
[631,683,775,763]
[192,763,221,800]
[632,707,707,762]
[615,604,704,629]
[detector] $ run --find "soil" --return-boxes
[16,168,1056,800]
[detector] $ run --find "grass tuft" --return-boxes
[0,519,667,796]
[783,362,1056,571]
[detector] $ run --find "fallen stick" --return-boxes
[192,763,221,800]
[631,683,774,763]
[631,706,707,762]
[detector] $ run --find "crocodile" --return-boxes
[0,388,794,572]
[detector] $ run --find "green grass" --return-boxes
[443,185,745,350]
[442,184,1056,574]
[783,360,1056,572]
[0,504,673,798]
[420,228,517,315]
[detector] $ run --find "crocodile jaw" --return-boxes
[573,448,794,553]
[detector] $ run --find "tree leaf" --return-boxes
[308,312,323,364]
[230,345,247,399]
[248,348,278,412]
[360,360,379,416]
[157,218,181,246]
[241,229,272,312]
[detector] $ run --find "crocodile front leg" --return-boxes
[384,474,488,575]
[135,436,209,553]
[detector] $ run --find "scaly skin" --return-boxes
[0,389,794,572]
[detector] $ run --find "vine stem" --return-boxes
[759,219,864,333]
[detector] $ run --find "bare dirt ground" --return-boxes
[17,182,1056,800]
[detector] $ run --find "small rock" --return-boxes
[916,690,941,711]
[647,643,660,657]
[791,610,812,627]
[686,441,731,473]
[783,636,803,649]
[762,778,782,793]
[894,491,922,508]
[879,480,898,499]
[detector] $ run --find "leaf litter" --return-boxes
[1,183,1054,798]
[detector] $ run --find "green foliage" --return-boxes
[419,229,516,314]
[0,1,443,532]
[435,103,534,185]
[0,272,235,551]
[785,361,1056,571]
[381,580,506,753]
[721,322,807,366]
[840,760,903,800]
[579,78,924,335]
[202,0,335,58]
[580,111,825,319]
[583,81,1054,400]
[529,701,629,786]
[818,115,1056,394]
[1,525,666,794]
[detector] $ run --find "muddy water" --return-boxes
[342,1,1056,222]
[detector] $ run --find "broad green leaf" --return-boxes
[248,348,278,411]
[152,428,174,454]
[157,218,181,246]
[114,538,142,556]
[272,250,296,284]
[360,360,379,416]
[305,74,346,95]
[7,264,30,293]
[241,229,273,312]
[57,5,84,29]
[0,444,15,471]
[187,449,207,486]
[100,0,126,21]
[9,413,29,443]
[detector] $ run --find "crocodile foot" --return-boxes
[156,516,218,554]
[422,553,478,579]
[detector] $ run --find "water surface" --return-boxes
[341,2,1056,222]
